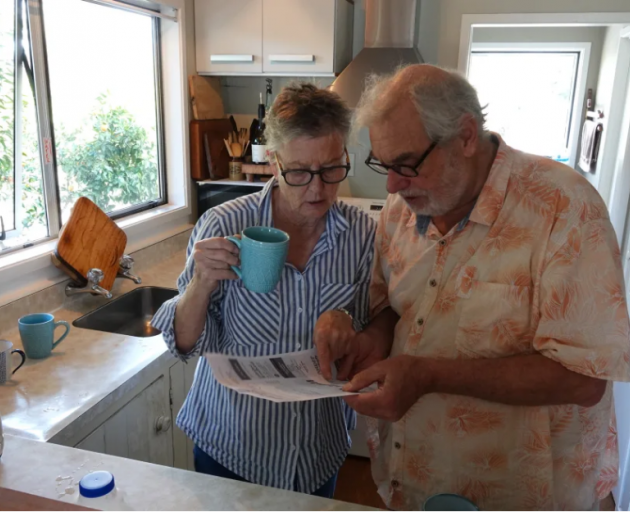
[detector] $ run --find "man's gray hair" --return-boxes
[355,65,487,142]
[265,83,352,152]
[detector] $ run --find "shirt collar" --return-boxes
[256,176,350,251]
[410,134,511,234]
[468,134,511,227]
[415,210,473,235]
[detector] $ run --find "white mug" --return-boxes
[0,340,26,384]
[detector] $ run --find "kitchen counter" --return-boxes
[0,435,372,511]
[0,250,185,444]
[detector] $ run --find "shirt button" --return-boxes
[439,239,447,247]
[417,318,424,326]
[298,307,303,313]
[391,480,400,488]
[429,279,437,287]
[296,343,302,349]
[296,274,302,281]
[394,442,402,449]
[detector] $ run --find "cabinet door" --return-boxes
[195,0,263,74]
[262,0,335,74]
[75,376,173,467]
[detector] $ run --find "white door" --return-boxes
[75,376,174,467]
[262,0,335,75]
[195,0,263,74]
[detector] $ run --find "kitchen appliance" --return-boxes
[339,197,386,223]
[330,0,423,108]
[338,197,386,458]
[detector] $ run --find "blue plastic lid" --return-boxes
[79,471,115,499]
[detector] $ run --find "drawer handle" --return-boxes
[210,54,254,62]
[269,54,315,63]
[155,416,172,433]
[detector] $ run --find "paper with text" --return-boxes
[204,348,365,402]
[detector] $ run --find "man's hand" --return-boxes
[313,310,356,380]
[314,315,390,381]
[342,355,431,422]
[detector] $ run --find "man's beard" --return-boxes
[399,156,468,217]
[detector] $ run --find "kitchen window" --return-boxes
[0,0,166,254]
[467,42,590,167]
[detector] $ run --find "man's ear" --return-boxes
[458,114,480,158]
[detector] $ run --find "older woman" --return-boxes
[152,83,375,498]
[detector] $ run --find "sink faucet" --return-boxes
[66,268,113,299]
[117,254,142,284]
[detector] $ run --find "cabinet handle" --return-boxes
[210,54,254,63]
[155,416,172,433]
[269,54,315,63]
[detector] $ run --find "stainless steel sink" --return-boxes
[73,286,178,337]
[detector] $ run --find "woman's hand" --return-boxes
[190,237,240,295]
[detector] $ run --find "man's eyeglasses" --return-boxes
[365,141,438,178]
[276,149,351,187]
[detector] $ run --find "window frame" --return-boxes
[2,0,170,251]
[469,41,592,168]
[0,0,192,306]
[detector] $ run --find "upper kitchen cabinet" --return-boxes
[195,0,264,74]
[195,0,353,76]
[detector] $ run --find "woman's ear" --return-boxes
[268,152,279,177]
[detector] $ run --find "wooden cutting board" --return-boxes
[0,488,94,511]
[188,75,224,120]
[190,119,232,180]
[54,197,127,292]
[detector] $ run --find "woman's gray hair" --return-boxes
[354,65,487,142]
[265,83,352,152]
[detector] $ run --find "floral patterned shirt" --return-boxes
[368,136,630,510]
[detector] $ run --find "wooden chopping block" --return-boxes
[190,119,232,180]
[242,163,274,175]
[188,75,224,120]
[53,197,127,292]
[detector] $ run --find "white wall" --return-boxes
[423,0,630,69]
[592,25,627,196]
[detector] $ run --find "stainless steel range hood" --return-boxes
[330,0,423,108]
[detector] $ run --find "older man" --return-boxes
[315,65,630,510]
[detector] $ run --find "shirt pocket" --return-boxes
[318,283,358,314]
[455,281,533,358]
[223,282,281,351]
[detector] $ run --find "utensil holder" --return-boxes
[229,158,243,181]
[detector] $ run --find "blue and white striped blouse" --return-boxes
[152,178,375,493]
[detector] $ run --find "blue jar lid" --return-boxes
[79,471,115,498]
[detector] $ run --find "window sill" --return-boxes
[0,203,193,307]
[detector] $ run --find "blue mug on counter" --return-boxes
[423,494,478,511]
[18,313,70,359]
[226,227,290,294]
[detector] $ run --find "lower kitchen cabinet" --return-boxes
[76,375,174,467]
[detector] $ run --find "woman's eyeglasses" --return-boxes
[276,149,351,187]
[365,141,438,178]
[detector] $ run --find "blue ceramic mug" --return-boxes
[18,313,70,359]
[226,227,290,294]
[423,494,478,511]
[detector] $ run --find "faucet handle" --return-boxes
[119,254,134,270]
[86,268,105,285]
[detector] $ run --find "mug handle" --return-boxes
[225,236,243,279]
[11,349,26,374]
[52,320,70,349]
